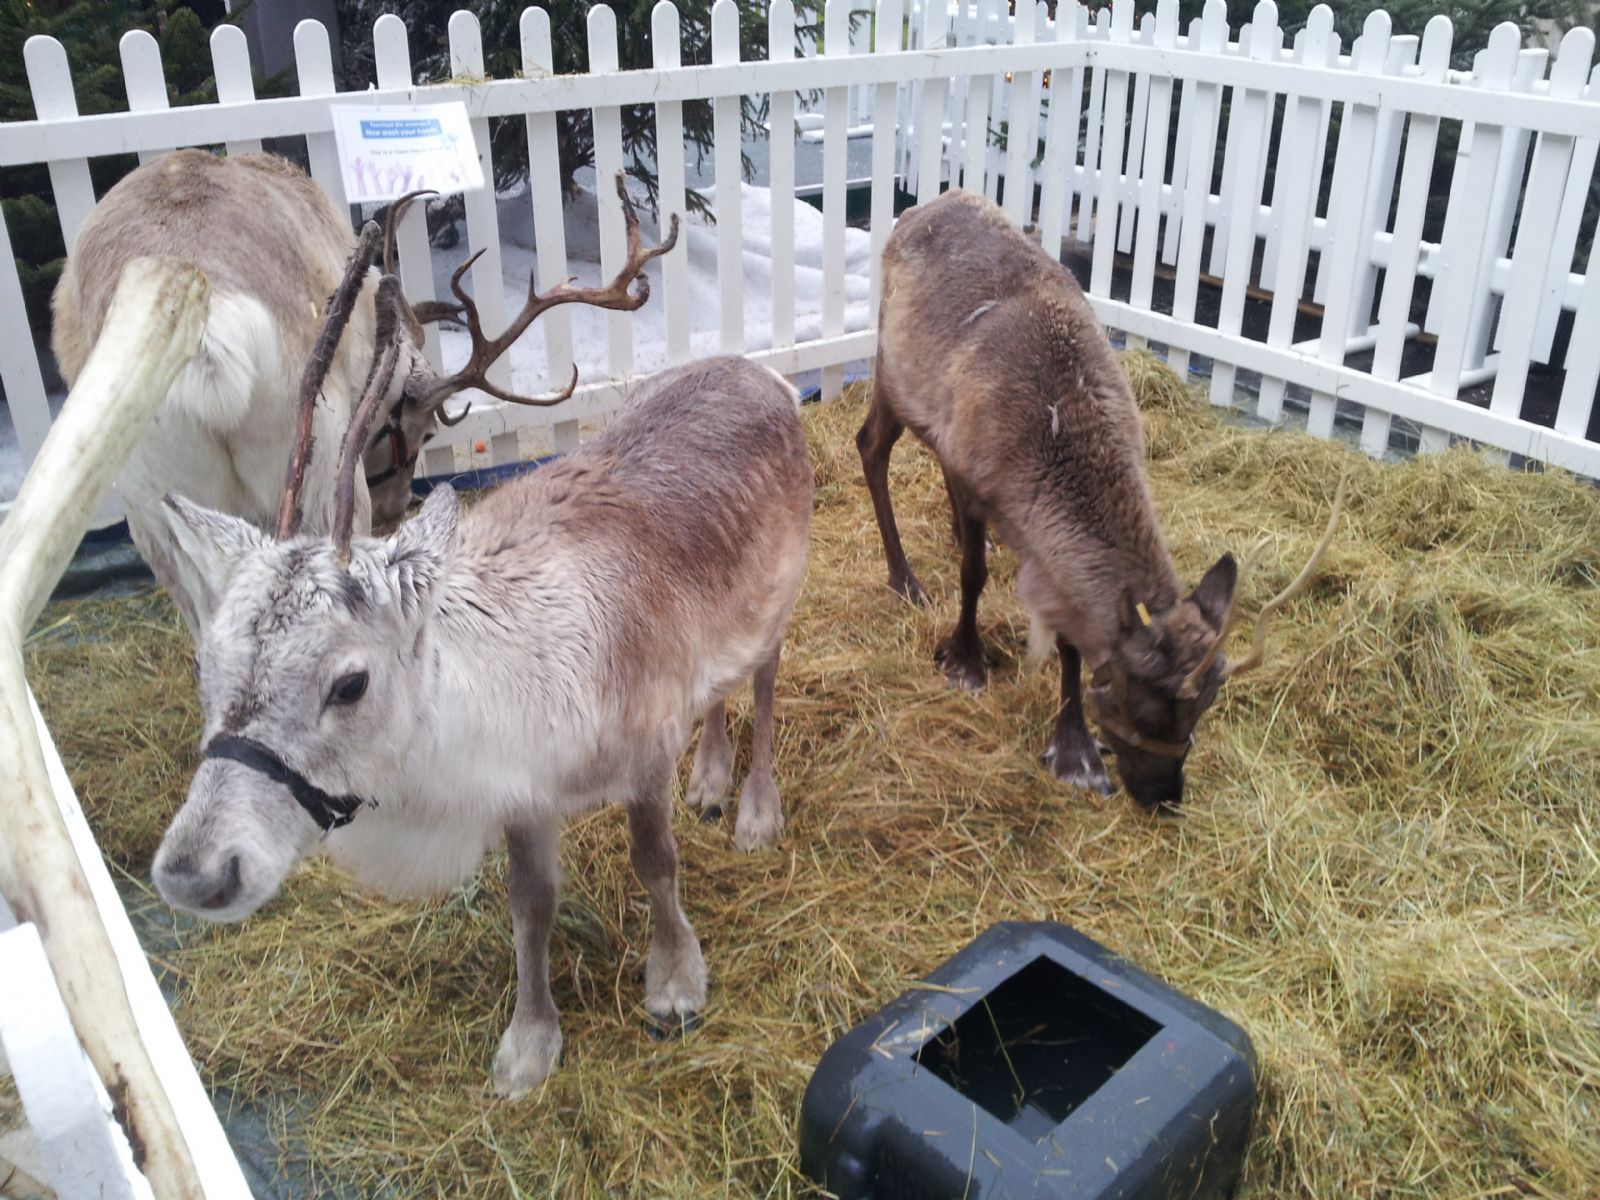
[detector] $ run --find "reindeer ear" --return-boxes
[1187,553,1239,632]
[163,494,266,629]
[385,484,458,618]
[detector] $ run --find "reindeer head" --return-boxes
[1087,478,1347,812]
[154,173,676,920]
[150,485,460,919]
[339,176,679,528]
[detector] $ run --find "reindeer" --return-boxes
[148,181,814,1096]
[52,149,643,636]
[859,189,1341,811]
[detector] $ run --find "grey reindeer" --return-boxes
[860,189,1342,811]
[54,152,655,637]
[150,186,814,1096]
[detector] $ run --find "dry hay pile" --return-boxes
[24,354,1600,1198]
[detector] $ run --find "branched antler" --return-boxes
[419,171,681,420]
[277,220,385,539]
[1179,468,1350,695]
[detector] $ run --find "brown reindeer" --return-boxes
[859,189,1340,811]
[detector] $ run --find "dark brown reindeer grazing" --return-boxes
[149,182,814,1096]
[859,189,1341,811]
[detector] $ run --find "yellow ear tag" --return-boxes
[1135,602,1152,627]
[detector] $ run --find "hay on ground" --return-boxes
[23,352,1600,1198]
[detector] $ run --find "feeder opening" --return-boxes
[914,956,1161,1141]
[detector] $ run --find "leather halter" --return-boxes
[364,409,417,489]
[1088,666,1195,760]
[204,734,373,833]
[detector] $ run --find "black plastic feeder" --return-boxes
[798,921,1256,1199]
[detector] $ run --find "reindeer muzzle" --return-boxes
[204,735,374,834]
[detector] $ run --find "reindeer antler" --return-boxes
[420,171,681,421]
[1179,468,1350,696]
[277,220,385,540]
[383,189,437,276]
[332,275,407,564]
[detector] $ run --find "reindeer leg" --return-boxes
[627,761,707,1036]
[491,815,564,1097]
[734,645,785,852]
[685,699,733,822]
[935,482,990,691]
[857,366,929,606]
[1042,637,1113,796]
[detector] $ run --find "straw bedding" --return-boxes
[23,354,1600,1198]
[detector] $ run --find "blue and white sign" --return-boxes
[331,102,485,204]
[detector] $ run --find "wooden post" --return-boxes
[0,257,211,1200]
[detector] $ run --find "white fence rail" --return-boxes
[2,0,1599,517]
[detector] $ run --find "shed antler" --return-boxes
[422,171,681,423]
[1179,469,1350,696]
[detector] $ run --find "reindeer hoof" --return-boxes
[699,803,724,824]
[935,640,989,691]
[643,1010,703,1041]
[890,574,930,607]
[1041,743,1114,796]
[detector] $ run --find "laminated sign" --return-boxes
[331,102,486,204]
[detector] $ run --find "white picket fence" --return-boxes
[2,0,1598,533]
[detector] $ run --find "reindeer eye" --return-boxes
[329,671,369,705]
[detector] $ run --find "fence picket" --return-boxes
[821,0,851,399]
[1488,27,1594,426]
[1000,0,1038,225]
[294,21,350,214]
[24,38,96,254]
[1037,4,1082,259]
[1533,62,1600,362]
[1128,0,1179,337]
[1088,1,1134,296]
[1363,15,1452,457]
[654,2,693,367]
[1424,24,1522,421]
[120,31,171,166]
[1160,16,1200,266]
[916,0,952,202]
[960,2,994,194]
[0,207,52,474]
[1256,5,1336,423]
[210,26,262,157]
[1168,0,1228,379]
[1304,10,1390,437]
[519,7,576,443]
[868,0,902,317]
[585,6,637,375]
[711,0,744,353]
[373,14,441,372]
[1075,8,1110,243]
[1118,12,1155,255]
[1555,264,1600,438]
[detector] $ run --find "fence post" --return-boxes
[294,20,351,214]
[210,25,262,157]
[654,1,694,368]
[24,37,97,254]
[1168,0,1229,379]
[821,0,852,400]
[119,32,171,166]
[867,0,903,317]
[1128,0,1180,349]
[711,0,745,354]
[1089,0,1135,297]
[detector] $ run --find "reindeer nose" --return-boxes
[154,851,243,914]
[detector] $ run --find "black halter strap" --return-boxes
[1088,666,1195,760]
[204,735,372,833]
[364,417,416,489]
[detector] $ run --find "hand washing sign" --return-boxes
[331,102,485,203]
